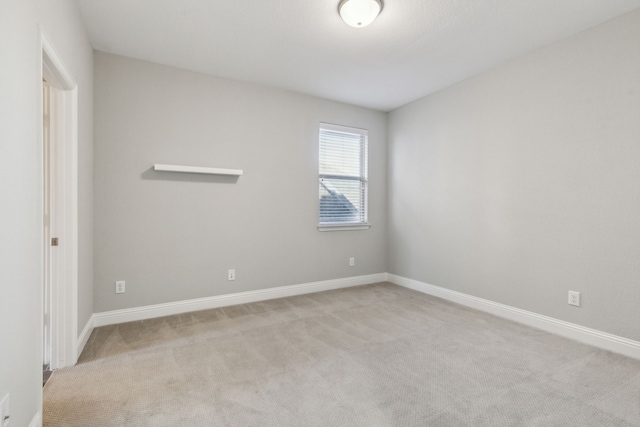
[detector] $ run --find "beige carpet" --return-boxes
[44,282,640,426]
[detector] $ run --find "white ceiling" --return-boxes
[76,0,640,112]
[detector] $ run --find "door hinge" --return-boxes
[51,237,59,246]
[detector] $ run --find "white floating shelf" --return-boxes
[153,164,243,176]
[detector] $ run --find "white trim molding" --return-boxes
[318,224,371,232]
[387,274,640,360]
[86,273,640,361]
[77,316,95,357]
[93,273,386,327]
[29,412,42,427]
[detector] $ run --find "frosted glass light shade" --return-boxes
[338,0,383,28]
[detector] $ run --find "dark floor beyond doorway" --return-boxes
[43,365,52,387]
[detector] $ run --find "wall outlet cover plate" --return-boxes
[568,291,581,307]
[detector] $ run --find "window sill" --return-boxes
[318,223,371,232]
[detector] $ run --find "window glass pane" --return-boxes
[318,124,368,225]
[319,130,362,177]
[319,177,365,223]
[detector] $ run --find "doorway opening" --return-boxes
[40,28,79,378]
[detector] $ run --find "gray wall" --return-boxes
[0,0,93,424]
[388,8,640,341]
[93,52,387,313]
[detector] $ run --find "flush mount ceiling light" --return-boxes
[338,0,383,28]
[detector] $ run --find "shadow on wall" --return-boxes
[141,168,241,184]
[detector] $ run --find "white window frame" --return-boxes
[318,123,371,232]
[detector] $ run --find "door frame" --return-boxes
[40,28,79,369]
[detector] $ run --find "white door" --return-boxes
[42,78,53,370]
[43,78,50,369]
[43,75,65,370]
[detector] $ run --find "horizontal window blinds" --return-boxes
[319,124,368,225]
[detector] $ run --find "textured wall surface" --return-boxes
[93,52,387,313]
[388,9,640,341]
[0,0,93,425]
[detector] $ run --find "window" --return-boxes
[318,123,369,231]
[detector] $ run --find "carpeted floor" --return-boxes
[43,282,640,426]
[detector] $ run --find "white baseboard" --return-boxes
[88,272,640,360]
[77,315,94,357]
[93,273,386,327]
[387,273,640,360]
[29,412,42,427]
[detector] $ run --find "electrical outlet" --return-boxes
[568,291,580,307]
[228,269,236,281]
[349,257,355,267]
[0,394,9,427]
[115,280,125,294]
